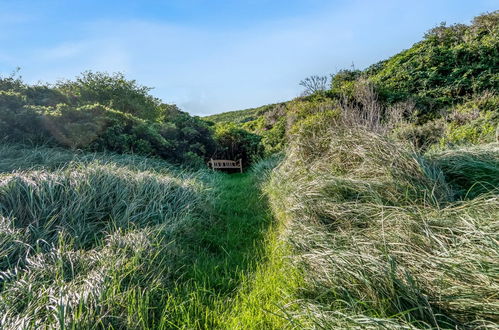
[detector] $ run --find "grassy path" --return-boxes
[0,146,298,329]
[164,172,287,328]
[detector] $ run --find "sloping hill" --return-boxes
[206,11,499,156]
[204,103,283,124]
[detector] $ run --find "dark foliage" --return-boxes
[213,123,263,167]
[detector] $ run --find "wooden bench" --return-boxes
[207,159,243,173]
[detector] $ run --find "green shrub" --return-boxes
[393,120,445,150]
[440,93,499,146]
[214,123,263,167]
[56,71,163,121]
[365,11,499,114]
[0,73,217,166]
[0,91,47,144]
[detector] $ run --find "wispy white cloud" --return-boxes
[40,42,90,60]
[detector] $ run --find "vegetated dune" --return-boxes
[0,145,211,328]
[263,117,499,328]
[0,144,281,329]
[0,10,497,329]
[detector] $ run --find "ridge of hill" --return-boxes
[204,11,498,155]
[204,103,284,124]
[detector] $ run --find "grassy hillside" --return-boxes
[0,10,497,330]
[204,103,284,124]
[0,143,282,328]
[259,118,499,327]
[205,11,499,155]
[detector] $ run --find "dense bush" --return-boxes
[0,72,217,167]
[365,11,498,114]
[393,120,445,150]
[218,11,498,154]
[439,92,499,146]
[56,71,163,121]
[330,69,362,98]
[213,122,263,166]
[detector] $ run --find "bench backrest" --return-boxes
[208,159,243,172]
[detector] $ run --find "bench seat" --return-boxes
[207,159,243,173]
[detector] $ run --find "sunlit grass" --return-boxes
[265,125,499,328]
[0,140,497,329]
[0,144,289,329]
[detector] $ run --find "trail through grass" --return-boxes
[0,145,294,329]
[163,172,285,328]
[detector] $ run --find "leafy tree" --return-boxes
[57,71,163,121]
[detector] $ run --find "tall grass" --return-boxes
[0,143,288,329]
[265,120,499,328]
[0,131,497,329]
[0,147,210,328]
[429,143,499,199]
[0,143,181,174]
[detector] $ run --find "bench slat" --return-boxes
[208,159,243,172]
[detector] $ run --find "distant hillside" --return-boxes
[204,103,283,124]
[363,11,498,112]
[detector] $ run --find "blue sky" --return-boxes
[0,0,497,116]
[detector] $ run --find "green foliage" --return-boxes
[330,69,362,97]
[214,122,263,166]
[260,119,286,155]
[365,11,499,113]
[0,91,47,144]
[204,103,281,124]
[56,71,163,121]
[0,72,216,166]
[393,120,445,150]
[439,93,499,146]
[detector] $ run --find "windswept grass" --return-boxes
[264,125,499,328]
[0,134,497,329]
[0,146,209,328]
[0,143,286,329]
[429,143,499,199]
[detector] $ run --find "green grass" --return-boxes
[0,143,296,329]
[428,143,499,199]
[1,138,497,329]
[159,172,277,328]
[263,123,499,328]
